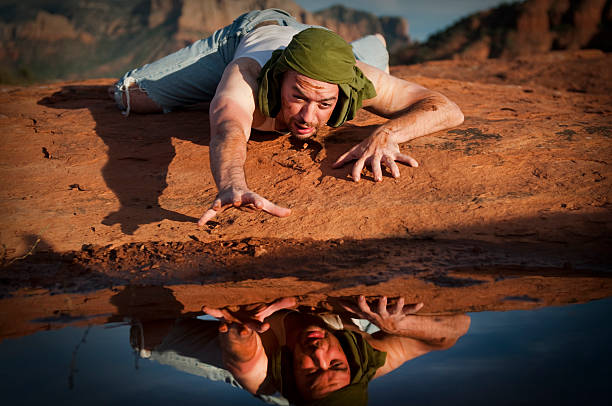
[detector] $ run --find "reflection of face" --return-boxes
[293,325,351,399]
[277,70,339,140]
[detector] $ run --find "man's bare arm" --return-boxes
[341,296,470,378]
[203,298,297,394]
[367,313,471,378]
[198,58,290,225]
[333,61,464,182]
[218,324,269,394]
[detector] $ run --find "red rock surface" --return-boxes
[0,51,611,337]
[2,270,612,340]
[1,50,610,254]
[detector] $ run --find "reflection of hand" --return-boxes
[198,186,291,225]
[202,297,297,333]
[216,322,260,363]
[332,129,418,182]
[341,295,424,335]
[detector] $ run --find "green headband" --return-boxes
[257,27,377,128]
[268,329,387,405]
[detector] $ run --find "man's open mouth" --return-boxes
[306,331,325,339]
[294,122,314,135]
[301,328,326,346]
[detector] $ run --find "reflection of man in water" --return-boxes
[131,296,470,405]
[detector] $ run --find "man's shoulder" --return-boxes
[355,60,391,106]
[217,57,262,98]
[228,57,263,80]
[210,57,262,121]
[355,60,431,113]
[356,61,389,86]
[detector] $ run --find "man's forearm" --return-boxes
[368,314,470,378]
[372,314,470,346]
[375,92,464,144]
[220,329,268,394]
[209,121,249,191]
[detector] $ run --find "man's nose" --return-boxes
[299,102,316,124]
[312,348,329,369]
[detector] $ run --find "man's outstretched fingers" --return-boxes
[396,153,419,167]
[211,198,223,210]
[340,300,361,315]
[262,199,291,217]
[371,155,383,182]
[358,295,375,317]
[198,208,218,226]
[352,157,367,182]
[202,306,226,319]
[332,147,357,168]
[394,297,405,314]
[242,193,291,217]
[233,191,243,207]
[255,297,297,320]
[404,302,424,314]
[255,322,270,333]
[383,156,401,178]
[241,194,265,210]
[377,296,389,316]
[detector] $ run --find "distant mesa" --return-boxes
[0,0,609,84]
[393,0,612,64]
[310,4,410,53]
[0,0,409,84]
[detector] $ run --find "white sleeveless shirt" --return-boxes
[233,25,304,67]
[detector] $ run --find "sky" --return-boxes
[293,0,517,41]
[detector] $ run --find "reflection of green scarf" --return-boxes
[268,330,386,406]
[257,28,377,128]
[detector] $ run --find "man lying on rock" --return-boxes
[111,9,464,225]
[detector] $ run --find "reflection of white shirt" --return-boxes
[149,319,289,405]
[233,25,303,66]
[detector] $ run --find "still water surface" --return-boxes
[1,298,611,405]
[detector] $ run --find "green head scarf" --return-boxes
[268,329,387,406]
[257,27,377,128]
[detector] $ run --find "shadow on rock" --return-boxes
[37,85,204,235]
[110,285,185,321]
[2,210,611,296]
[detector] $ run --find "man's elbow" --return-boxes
[447,101,464,128]
[430,91,463,128]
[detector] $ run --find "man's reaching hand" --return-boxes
[202,297,297,333]
[332,129,418,182]
[198,186,291,225]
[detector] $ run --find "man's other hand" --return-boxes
[198,186,291,225]
[341,295,424,336]
[332,130,418,182]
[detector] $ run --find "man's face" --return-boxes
[292,325,351,399]
[278,70,339,140]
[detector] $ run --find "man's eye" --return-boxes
[319,103,331,109]
[331,361,345,370]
